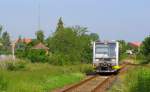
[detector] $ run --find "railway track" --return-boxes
[61,63,128,92]
[62,75,108,92]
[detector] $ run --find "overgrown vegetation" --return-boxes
[109,66,150,92]
[0,60,93,92]
[14,18,99,65]
[0,59,27,70]
[141,35,150,64]
[0,25,11,54]
[0,17,150,92]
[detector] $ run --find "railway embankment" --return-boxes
[0,60,93,92]
[108,63,150,92]
[54,63,129,92]
[54,62,150,92]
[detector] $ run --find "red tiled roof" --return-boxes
[33,43,49,50]
[15,38,32,44]
[128,42,142,47]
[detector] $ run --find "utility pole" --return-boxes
[11,41,15,60]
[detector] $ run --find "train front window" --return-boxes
[95,47,109,54]
[95,43,116,57]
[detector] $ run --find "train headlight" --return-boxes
[96,59,99,61]
[111,59,116,62]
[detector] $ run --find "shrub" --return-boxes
[0,59,27,71]
[108,67,150,92]
[79,64,94,73]
[15,49,27,58]
[48,53,70,65]
[141,35,150,64]
[27,49,49,63]
[126,68,150,92]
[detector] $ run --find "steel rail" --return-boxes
[62,75,99,92]
[62,63,129,92]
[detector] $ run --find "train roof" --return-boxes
[95,40,118,44]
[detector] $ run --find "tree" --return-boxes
[72,25,88,36]
[2,31,11,52]
[35,30,44,43]
[56,17,64,32]
[0,25,3,48]
[0,25,2,37]
[48,28,80,64]
[141,35,150,63]
[90,33,99,41]
[117,40,127,54]
[0,25,3,45]
[48,25,94,64]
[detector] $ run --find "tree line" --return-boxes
[0,18,150,64]
[14,18,99,65]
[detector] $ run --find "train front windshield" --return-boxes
[95,43,116,58]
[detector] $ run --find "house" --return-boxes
[127,42,142,54]
[32,43,49,54]
[15,38,32,44]
[128,42,142,48]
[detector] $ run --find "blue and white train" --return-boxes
[93,41,120,73]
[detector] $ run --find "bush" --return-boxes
[6,61,26,71]
[48,53,70,65]
[141,35,150,64]
[27,49,49,63]
[109,67,150,92]
[0,59,27,71]
[126,67,150,92]
[142,54,150,64]
[15,49,27,58]
[79,64,94,73]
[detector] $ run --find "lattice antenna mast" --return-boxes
[38,2,41,30]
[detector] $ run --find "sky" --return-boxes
[0,0,150,41]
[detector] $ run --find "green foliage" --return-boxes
[35,30,44,43]
[141,36,150,63]
[56,17,64,32]
[13,20,99,64]
[15,41,27,58]
[0,25,11,54]
[72,25,88,36]
[0,75,8,91]
[90,33,99,41]
[27,39,39,47]
[126,67,150,92]
[118,40,127,54]
[0,59,27,71]
[0,61,93,92]
[27,49,48,63]
[48,53,71,65]
[109,67,150,92]
[50,28,78,53]
[47,25,95,65]
[2,32,11,49]
[6,61,26,71]
[0,25,2,37]
[118,40,128,61]
[15,49,27,58]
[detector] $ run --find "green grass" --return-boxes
[108,66,150,92]
[0,60,93,92]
